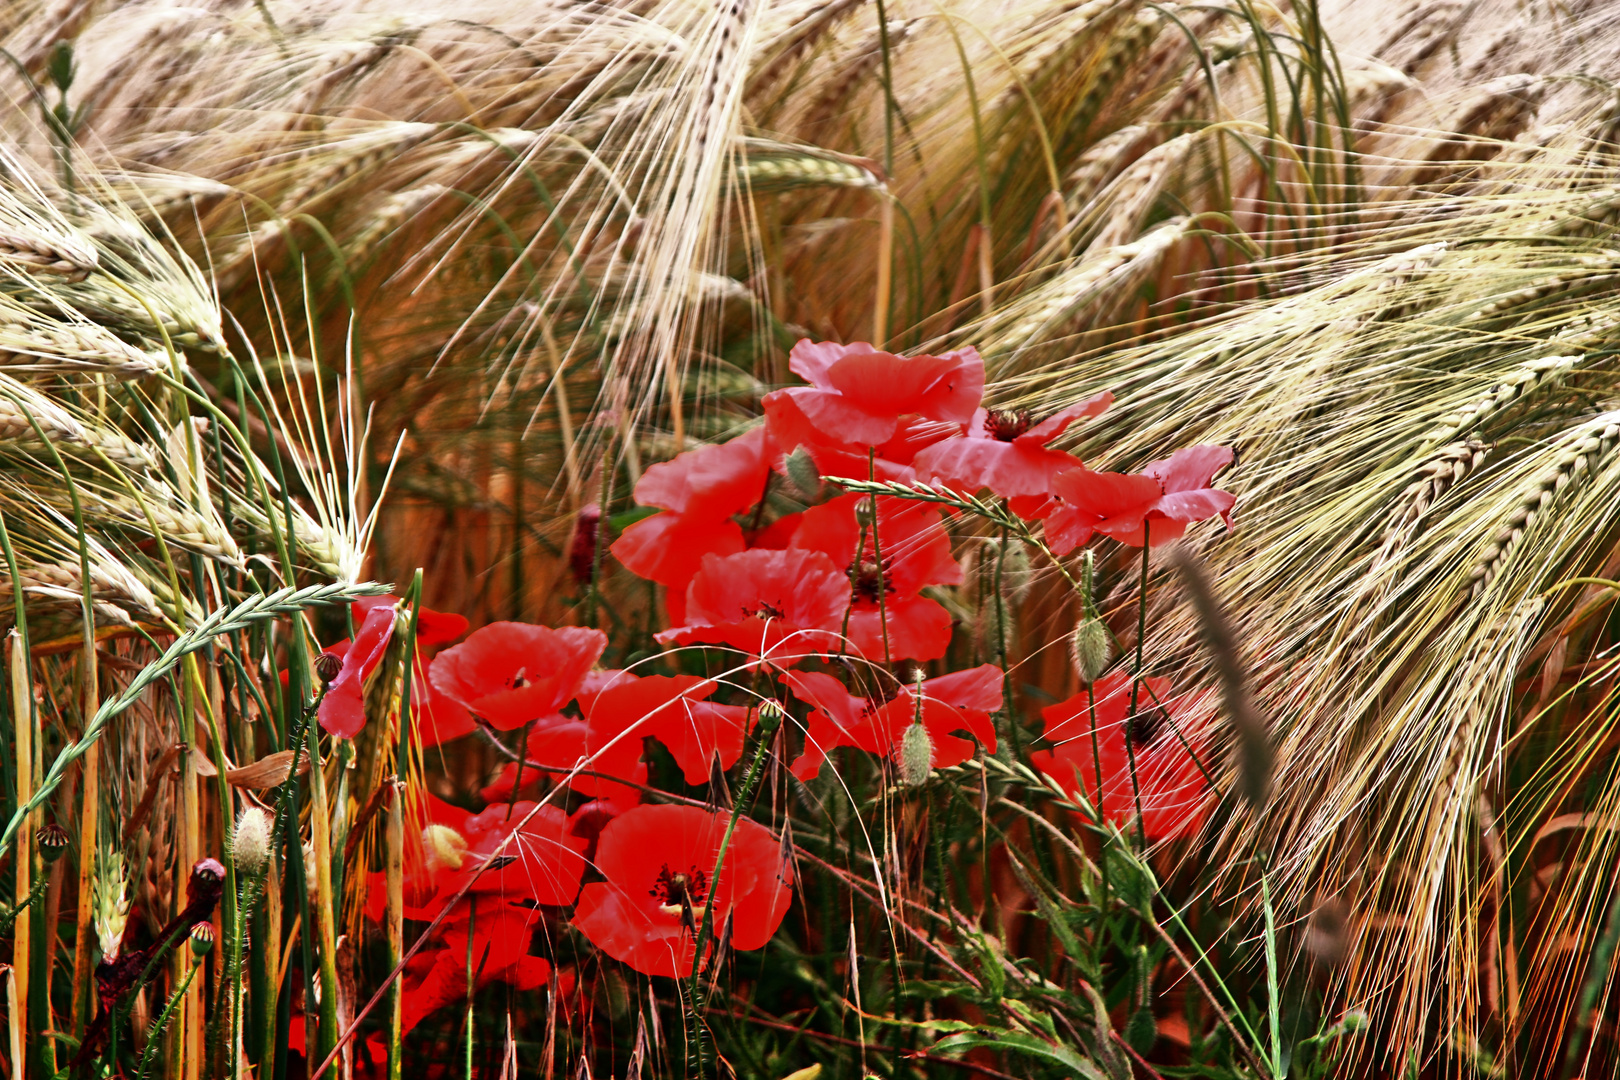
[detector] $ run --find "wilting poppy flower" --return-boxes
[1047,445,1236,550]
[785,665,1002,781]
[579,673,754,785]
[319,598,472,740]
[789,494,961,661]
[567,503,603,586]
[572,804,793,977]
[657,548,849,661]
[430,622,608,731]
[633,426,775,519]
[912,392,1113,499]
[1028,672,1209,840]
[764,340,984,450]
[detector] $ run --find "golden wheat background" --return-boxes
[2,0,1620,1072]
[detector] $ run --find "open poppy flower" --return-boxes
[633,425,775,519]
[572,804,793,977]
[797,416,960,486]
[580,673,754,785]
[1047,445,1236,550]
[911,391,1113,499]
[657,548,849,662]
[789,494,961,660]
[784,665,1002,780]
[764,340,984,450]
[1028,672,1209,840]
[430,622,608,730]
[610,511,745,590]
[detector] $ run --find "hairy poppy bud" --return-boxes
[189,922,215,958]
[898,722,933,786]
[421,823,468,871]
[785,447,821,498]
[36,823,69,863]
[313,651,343,685]
[231,806,273,876]
[1069,617,1112,684]
[854,499,876,528]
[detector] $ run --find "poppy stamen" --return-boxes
[985,408,1032,442]
[850,558,894,602]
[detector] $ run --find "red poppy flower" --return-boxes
[572,804,793,977]
[912,392,1113,499]
[797,417,959,485]
[394,899,562,1038]
[610,511,745,590]
[1028,672,1208,840]
[789,494,961,661]
[318,598,474,743]
[479,715,647,812]
[784,665,1002,781]
[579,673,754,786]
[1048,445,1236,549]
[764,340,984,449]
[633,426,775,519]
[430,622,608,731]
[657,548,849,661]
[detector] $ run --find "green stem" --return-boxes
[1123,524,1150,847]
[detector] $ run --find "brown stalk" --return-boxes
[69,647,99,1039]
[9,630,31,1074]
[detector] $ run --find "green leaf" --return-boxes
[931,1029,1109,1080]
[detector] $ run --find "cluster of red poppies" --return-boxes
[311,339,1234,1036]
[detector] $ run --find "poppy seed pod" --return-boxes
[898,722,933,786]
[36,823,69,863]
[313,651,343,684]
[189,922,215,958]
[231,806,273,875]
[1070,617,1113,684]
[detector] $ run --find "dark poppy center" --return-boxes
[650,865,709,908]
[507,667,529,690]
[1126,706,1166,749]
[986,408,1031,442]
[850,558,894,602]
[743,601,786,621]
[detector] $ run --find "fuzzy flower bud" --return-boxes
[785,446,822,498]
[313,651,344,684]
[898,722,934,786]
[421,823,469,871]
[189,922,215,958]
[1069,617,1113,684]
[231,806,274,876]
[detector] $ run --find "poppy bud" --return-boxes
[1069,617,1112,684]
[785,446,821,498]
[313,651,343,684]
[854,499,876,528]
[231,806,273,876]
[36,823,69,863]
[898,722,933,786]
[421,823,468,871]
[189,922,215,958]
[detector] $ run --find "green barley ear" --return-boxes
[92,845,130,962]
[785,446,821,499]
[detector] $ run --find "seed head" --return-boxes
[898,722,934,786]
[1069,618,1113,684]
[189,922,215,958]
[313,651,344,684]
[36,823,69,863]
[231,806,274,875]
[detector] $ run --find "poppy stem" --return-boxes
[994,527,1022,758]
[687,701,786,1069]
[867,449,892,666]
[389,570,424,1080]
[1123,523,1150,848]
